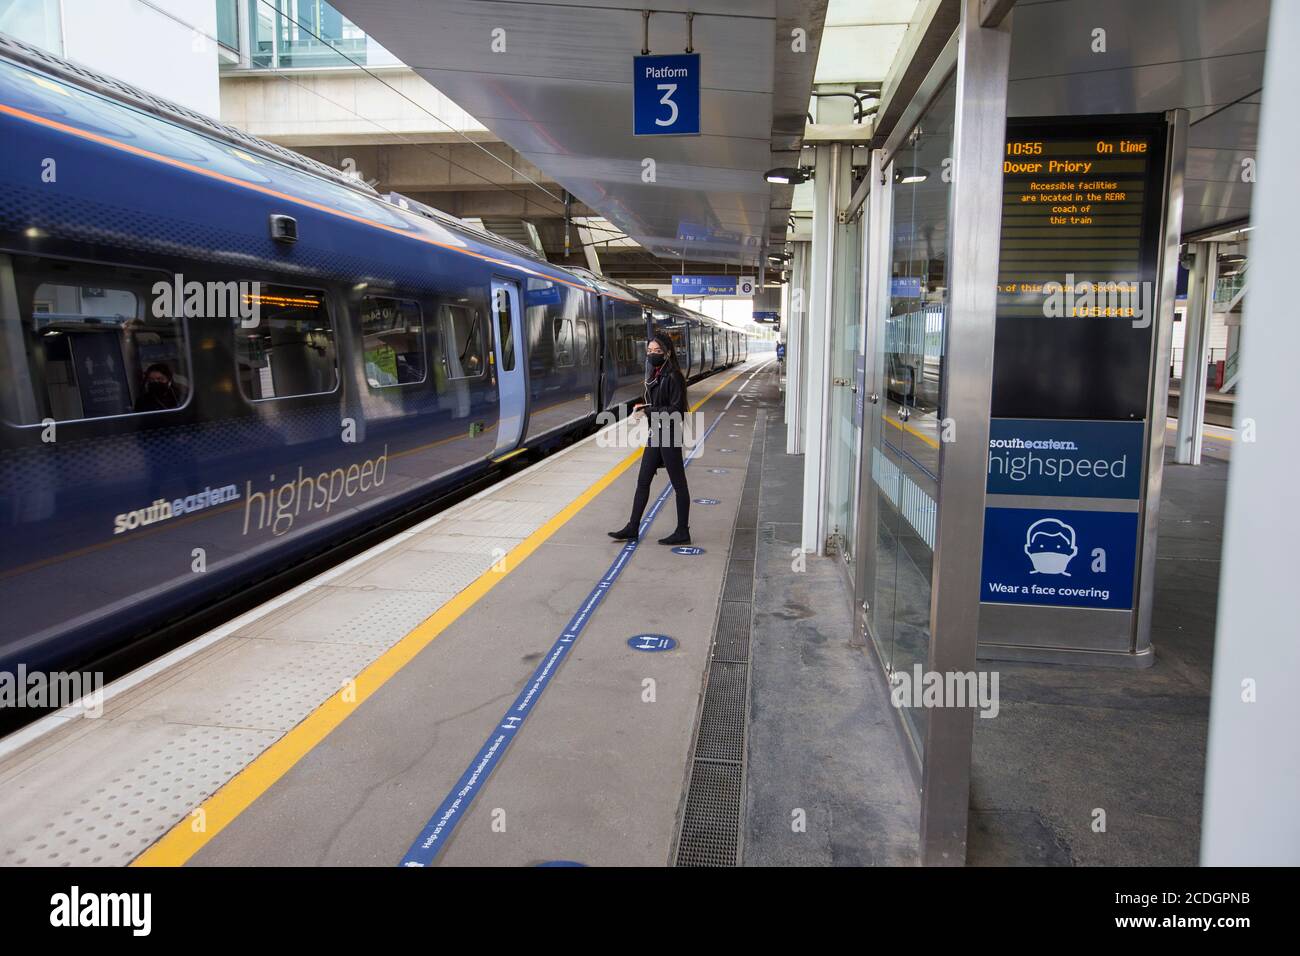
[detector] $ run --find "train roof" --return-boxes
[0,32,601,294]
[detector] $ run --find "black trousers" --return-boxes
[629,443,690,532]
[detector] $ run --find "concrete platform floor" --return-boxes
[743,384,920,866]
[968,443,1226,866]
[0,362,769,867]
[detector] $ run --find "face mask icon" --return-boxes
[1024,517,1078,576]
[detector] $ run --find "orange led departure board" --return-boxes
[992,114,1168,421]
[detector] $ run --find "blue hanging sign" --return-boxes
[753,311,780,323]
[628,634,678,652]
[633,53,700,136]
[672,275,738,296]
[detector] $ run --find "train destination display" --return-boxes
[992,115,1167,421]
[980,114,1171,623]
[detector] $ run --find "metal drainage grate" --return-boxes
[674,389,768,867]
[675,762,742,868]
[713,601,751,662]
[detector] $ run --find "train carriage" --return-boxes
[0,37,744,676]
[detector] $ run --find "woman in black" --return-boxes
[608,331,691,545]
[133,362,181,412]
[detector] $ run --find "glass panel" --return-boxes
[362,296,424,387]
[237,0,391,70]
[216,0,239,51]
[552,317,574,366]
[824,206,863,562]
[443,304,486,379]
[4,257,189,422]
[575,318,591,366]
[492,290,515,372]
[236,286,336,400]
[873,74,956,756]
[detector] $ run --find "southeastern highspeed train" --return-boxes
[0,34,746,676]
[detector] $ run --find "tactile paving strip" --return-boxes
[211,641,383,732]
[2,725,278,867]
[674,390,768,868]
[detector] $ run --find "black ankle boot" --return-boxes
[657,528,691,546]
[608,523,639,540]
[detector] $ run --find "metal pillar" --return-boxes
[785,240,809,446]
[852,149,893,622]
[1174,241,1217,465]
[1201,0,1300,866]
[918,0,1012,866]
[801,143,851,555]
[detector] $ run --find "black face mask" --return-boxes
[648,354,667,367]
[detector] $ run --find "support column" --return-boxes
[1201,0,1300,866]
[800,143,849,555]
[785,240,810,442]
[918,0,1012,866]
[1174,241,1216,464]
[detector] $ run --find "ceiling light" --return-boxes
[765,166,812,185]
[895,166,929,184]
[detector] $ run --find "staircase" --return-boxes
[479,218,547,259]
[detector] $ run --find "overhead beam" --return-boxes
[874,0,961,148]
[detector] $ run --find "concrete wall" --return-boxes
[220,68,485,145]
[63,0,220,117]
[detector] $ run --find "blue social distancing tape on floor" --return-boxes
[398,405,728,867]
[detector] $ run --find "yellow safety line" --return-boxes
[1164,421,1234,443]
[883,413,941,449]
[131,366,746,866]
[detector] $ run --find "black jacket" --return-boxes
[643,365,687,415]
[643,365,687,448]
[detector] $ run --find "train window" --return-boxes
[493,290,515,372]
[362,296,425,387]
[442,304,485,379]
[236,286,337,401]
[575,319,591,366]
[618,326,645,375]
[1,255,190,424]
[553,317,574,367]
[668,327,686,356]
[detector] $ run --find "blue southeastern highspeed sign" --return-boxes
[633,53,700,136]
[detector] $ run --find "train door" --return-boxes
[490,278,526,457]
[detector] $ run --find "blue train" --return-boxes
[0,35,746,676]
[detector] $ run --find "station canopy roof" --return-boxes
[331,0,850,269]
